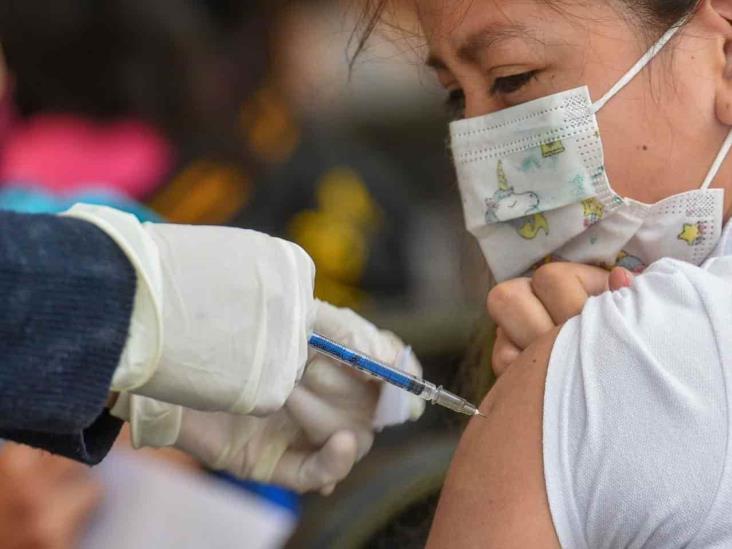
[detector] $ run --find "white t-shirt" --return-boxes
[544,222,732,548]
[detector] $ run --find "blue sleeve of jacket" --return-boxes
[0,211,136,464]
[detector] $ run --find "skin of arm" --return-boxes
[427,328,561,549]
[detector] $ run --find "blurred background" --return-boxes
[0,0,494,547]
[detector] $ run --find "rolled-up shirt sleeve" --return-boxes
[0,211,136,464]
[543,257,732,548]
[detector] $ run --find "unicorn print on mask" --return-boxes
[485,160,550,240]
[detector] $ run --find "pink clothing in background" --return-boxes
[0,114,174,200]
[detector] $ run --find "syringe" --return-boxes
[308,332,484,417]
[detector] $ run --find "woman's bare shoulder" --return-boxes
[427,328,561,549]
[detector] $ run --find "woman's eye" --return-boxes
[445,89,465,119]
[491,70,539,95]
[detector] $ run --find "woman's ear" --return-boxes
[711,0,732,124]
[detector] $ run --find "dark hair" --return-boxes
[630,0,702,29]
[352,0,702,63]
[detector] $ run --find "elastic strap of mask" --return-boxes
[701,129,732,190]
[591,20,686,113]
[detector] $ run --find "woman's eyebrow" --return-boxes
[425,23,532,69]
[459,24,532,62]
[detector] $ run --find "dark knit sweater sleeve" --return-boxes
[0,212,136,464]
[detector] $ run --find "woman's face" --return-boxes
[419,0,732,218]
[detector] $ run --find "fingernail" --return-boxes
[621,268,633,286]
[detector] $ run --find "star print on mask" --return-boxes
[678,222,704,246]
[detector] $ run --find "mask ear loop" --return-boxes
[701,129,732,190]
[586,16,731,191]
[591,20,686,114]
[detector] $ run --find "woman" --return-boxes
[359,1,732,547]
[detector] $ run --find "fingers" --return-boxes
[286,386,375,458]
[0,445,102,549]
[0,443,46,474]
[609,267,634,291]
[285,387,342,445]
[312,300,411,368]
[488,264,611,354]
[487,263,614,377]
[0,444,85,483]
[320,483,337,497]
[492,328,521,378]
[530,263,610,324]
[487,278,555,350]
[38,455,88,485]
[300,358,377,404]
[270,430,358,494]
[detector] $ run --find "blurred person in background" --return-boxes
[0,0,243,218]
[0,443,102,549]
[0,436,300,549]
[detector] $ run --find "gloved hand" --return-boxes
[112,301,425,494]
[64,204,315,416]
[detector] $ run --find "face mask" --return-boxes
[450,22,732,282]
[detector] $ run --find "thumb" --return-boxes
[609,267,634,292]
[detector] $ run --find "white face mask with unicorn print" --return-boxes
[450,21,732,282]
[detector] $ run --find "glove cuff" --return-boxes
[62,204,164,392]
[110,393,183,448]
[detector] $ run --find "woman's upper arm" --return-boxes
[428,258,732,549]
[427,327,561,549]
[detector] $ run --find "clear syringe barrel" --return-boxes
[307,332,480,417]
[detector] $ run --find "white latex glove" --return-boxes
[64,204,315,416]
[112,301,425,494]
